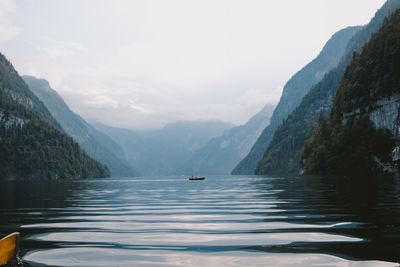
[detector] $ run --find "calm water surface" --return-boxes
[0,175,399,266]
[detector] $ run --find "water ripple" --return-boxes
[0,175,399,266]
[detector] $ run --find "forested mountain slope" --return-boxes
[0,54,62,130]
[0,53,109,179]
[255,0,400,175]
[23,76,137,177]
[232,25,361,174]
[300,9,400,176]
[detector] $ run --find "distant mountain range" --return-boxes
[20,75,240,177]
[23,76,138,177]
[21,74,276,177]
[179,104,274,174]
[92,120,234,176]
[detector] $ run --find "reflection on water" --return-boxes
[0,175,399,266]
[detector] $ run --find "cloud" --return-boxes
[128,100,154,114]
[0,0,19,44]
[86,95,119,109]
[37,40,89,59]
[0,0,387,130]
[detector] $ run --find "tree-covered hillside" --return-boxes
[255,0,400,175]
[0,53,109,179]
[232,26,361,174]
[23,76,137,177]
[300,9,400,176]
[0,53,62,130]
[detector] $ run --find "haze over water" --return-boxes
[0,175,399,266]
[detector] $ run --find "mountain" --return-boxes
[23,76,137,177]
[179,104,274,174]
[255,0,400,175]
[0,52,109,179]
[93,120,234,175]
[231,26,363,174]
[0,58,62,131]
[300,8,400,176]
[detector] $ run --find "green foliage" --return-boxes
[301,117,395,176]
[333,15,400,116]
[0,90,109,179]
[301,9,400,176]
[255,113,324,175]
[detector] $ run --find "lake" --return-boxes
[0,175,399,266]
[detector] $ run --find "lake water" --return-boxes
[0,175,399,266]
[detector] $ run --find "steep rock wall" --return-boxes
[369,94,400,139]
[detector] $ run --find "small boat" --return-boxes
[189,176,205,181]
[0,232,19,265]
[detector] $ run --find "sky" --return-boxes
[0,0,387,130]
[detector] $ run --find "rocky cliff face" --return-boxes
[341,94,400,160]
[357,95,400,169]
[0,113,27,129]
[300,8,400,176]
[363,95,400,166]
[369,95,400,139]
